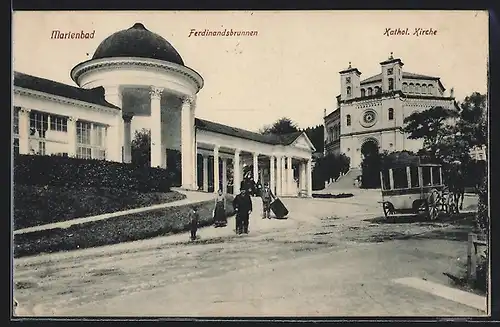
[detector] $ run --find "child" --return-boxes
[189,205,200,241]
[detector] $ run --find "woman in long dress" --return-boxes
[213,189,227,227]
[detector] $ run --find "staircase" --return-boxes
[324,168,362,192]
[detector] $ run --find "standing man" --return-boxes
[232,188,253,234]
[260,182,275,219]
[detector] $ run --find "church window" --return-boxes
[388,78,394,91]
[388,108,394,120]
[387,68,393,75]
[402,83,408,92]
[346,77,351,84]
[375,86,382,94]
[428,84,434,94]
[415,83,421,93]
[421,84,427,93]
[361,89,366,97]
[409,83,415,93]
[367,87,373,96]
[346,114,351,126]
[346,86,351,97]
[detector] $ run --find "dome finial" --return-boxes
[131,23,146,30]
[389,52,394,60]
[348,61,352,68]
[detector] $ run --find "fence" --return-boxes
[467,232,488,283]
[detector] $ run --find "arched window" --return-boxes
[367,87,373,96]
[421,84,427,93]
[346,114,351,126]
[409,83,415,93]
[402,83,408,92]
[346,86,351,97]
[329,127,334,142]
[428,84,434,95]
[388,108,394,120]
[361,88,366,97]
[388,78,394,91]
[415,83,421,93]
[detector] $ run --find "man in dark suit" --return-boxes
[232,188,253,234]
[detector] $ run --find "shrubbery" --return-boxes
[14,195,235,258]
[14,154,171,193]
[13,185,186,230]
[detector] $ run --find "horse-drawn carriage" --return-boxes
[378,153,458,220]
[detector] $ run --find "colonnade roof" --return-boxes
[13,71,120,110]
[195,118,303,146]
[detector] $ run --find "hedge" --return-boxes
[14,195,235,258]
[14,154,171,193]
[13,184,186,230]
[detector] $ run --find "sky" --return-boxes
[13,10,488,133]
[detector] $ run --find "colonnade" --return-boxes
[197,147,313,197]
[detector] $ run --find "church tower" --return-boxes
[339,62,362,101]
[379,52,404,92]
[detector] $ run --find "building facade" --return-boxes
[324,53,459,168]
[13,22,315,197]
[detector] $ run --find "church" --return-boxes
[323,54,459,168]
[13,22,315,197]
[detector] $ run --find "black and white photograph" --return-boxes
[11,10,490,317]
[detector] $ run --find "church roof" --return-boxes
[195,118,303,146]
[13,71,120,109]
[360,72,440,84]
[92,23,184,66]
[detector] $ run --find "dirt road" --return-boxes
[13,191,485,317]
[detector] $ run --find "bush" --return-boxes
[312,193,354,199]
[14,195,235,258]
[14,154,171,193]
[13,185,186,230]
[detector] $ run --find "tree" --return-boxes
[313,153,350,188]
[131,128,151,167]
[402,106,459,160]
[303,125,324,153]
[260,117,299,135]
[455,92,487,148]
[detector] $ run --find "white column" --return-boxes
[253,152,259,182]
[299,161,306,192]
[18,108,31,154]
[233,149,241,194]
[122,114,133,163]
[276,155,282,196]
[259,169,264,184]
[222,158,228,194]
[181,96,195,189]
[213,145,220,193]
[281,157,287,196]
[67,116,77,157]
[203,155,209,192]
[270,156,276,194]
[105,86,123,162]
[287,156,293,195]
[306,159,313,197]
[192,99,198,190]
[149,87,163,168]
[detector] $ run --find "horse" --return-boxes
[445,164,466,213]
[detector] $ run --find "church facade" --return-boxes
[324,54,458,168]
[13,22,315,197]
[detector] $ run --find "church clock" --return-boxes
[360,109,378,128]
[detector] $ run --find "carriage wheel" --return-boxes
[383,202,395,219]
[426,190,440,220]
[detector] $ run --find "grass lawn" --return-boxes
[13,184,187,230]
[14,194,235,258]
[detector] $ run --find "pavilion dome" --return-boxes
[92,23,184,66]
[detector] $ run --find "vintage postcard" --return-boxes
[12,10,489,318]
